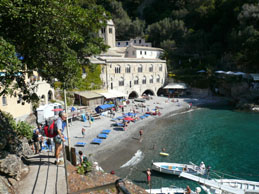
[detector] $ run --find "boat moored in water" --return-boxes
[180,172,259,194]
[152,162,206,176]
[145,186,202,194]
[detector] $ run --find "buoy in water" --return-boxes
[160,152,169,156]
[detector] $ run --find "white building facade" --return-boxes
[90,20,167,98]
[116,37,152,47]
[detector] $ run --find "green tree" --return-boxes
[0,0,109,100]
[232,3,259,72]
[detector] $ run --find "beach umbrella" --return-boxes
[52,108,63,112]
[123,117,134,121]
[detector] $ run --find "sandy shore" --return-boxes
[65,96,225,172]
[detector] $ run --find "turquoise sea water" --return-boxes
[116,105,259,191]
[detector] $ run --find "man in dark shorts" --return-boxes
[54,112,66,165]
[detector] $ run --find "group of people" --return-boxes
[30,112,67,165]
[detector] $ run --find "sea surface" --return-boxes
[116,104,259,192]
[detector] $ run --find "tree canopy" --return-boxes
[0,0,109,100]
[99,0,259,73]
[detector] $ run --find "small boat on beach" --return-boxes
[145,186,201,194]
[152,162,206,176]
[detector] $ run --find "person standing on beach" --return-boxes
[146,168,151,187]
[139,130,143,142]
[81,128,86,138]
[88,114,92,127]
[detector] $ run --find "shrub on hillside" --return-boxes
[16,121,33,140]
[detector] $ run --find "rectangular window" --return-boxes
[159,65,163,71]
[138,67,143,73]
[134,40,136,43]
[140,51,142,55]
[2,96,7,106]
[126,42,128,45]
[109,28,112,34]
[150,79,153,84]
[145,51,147,55]
[118,42,120,45]
[134,80,139,85]
[142,80,146,84]
[139,39,141,44]
[119,81,124,86]
[101,28,105,34]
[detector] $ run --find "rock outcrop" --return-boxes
[0,111,33,193]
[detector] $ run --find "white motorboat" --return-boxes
[152,162,206,176]
[180,172,259,194]
[145,186,201,194]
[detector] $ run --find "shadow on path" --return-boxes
[43,152,50,194]
[31,154,42,194]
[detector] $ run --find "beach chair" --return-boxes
[111,118,117,122]
[91,138,102,144]
[75,142,86,147]
[140,115,146,119]
[101,129,111,134]
[116,116,124,120]
[97,134,108,139]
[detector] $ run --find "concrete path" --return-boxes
[18,151,67,194]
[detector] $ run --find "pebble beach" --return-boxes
[65,96,193,172]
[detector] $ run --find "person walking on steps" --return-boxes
[54,112,66,165]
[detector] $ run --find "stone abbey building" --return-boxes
[90,20,167,98]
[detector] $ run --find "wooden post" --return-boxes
[71,147,77,166]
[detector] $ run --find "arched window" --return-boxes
[119,77,124,86]
[2,96,7,106]
[115,65,121,73]
[156,75,160,83]
[159,64,163,71]
[142,76,146,84]
[126,64,131,73]
[150,75,154,84]
[134,76,139,85]
[138,64,143,73]
[149,64,153,72]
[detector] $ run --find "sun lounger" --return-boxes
[97,134,108,139]
[116,116,124,120]
[140,115,146,119]
[144,114,151,117]
[117,123,124,127]
[101,129,111,134]
[91,138,102,144]
[75,142,86,147]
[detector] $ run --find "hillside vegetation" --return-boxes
[95,0,259,73]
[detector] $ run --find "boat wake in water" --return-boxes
[120,150,144,168]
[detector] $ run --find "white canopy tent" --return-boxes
[98,90,127,99]
[163,83,187,89]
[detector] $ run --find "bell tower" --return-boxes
[99,20,116,48]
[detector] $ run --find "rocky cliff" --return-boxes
[0,111,34,194]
